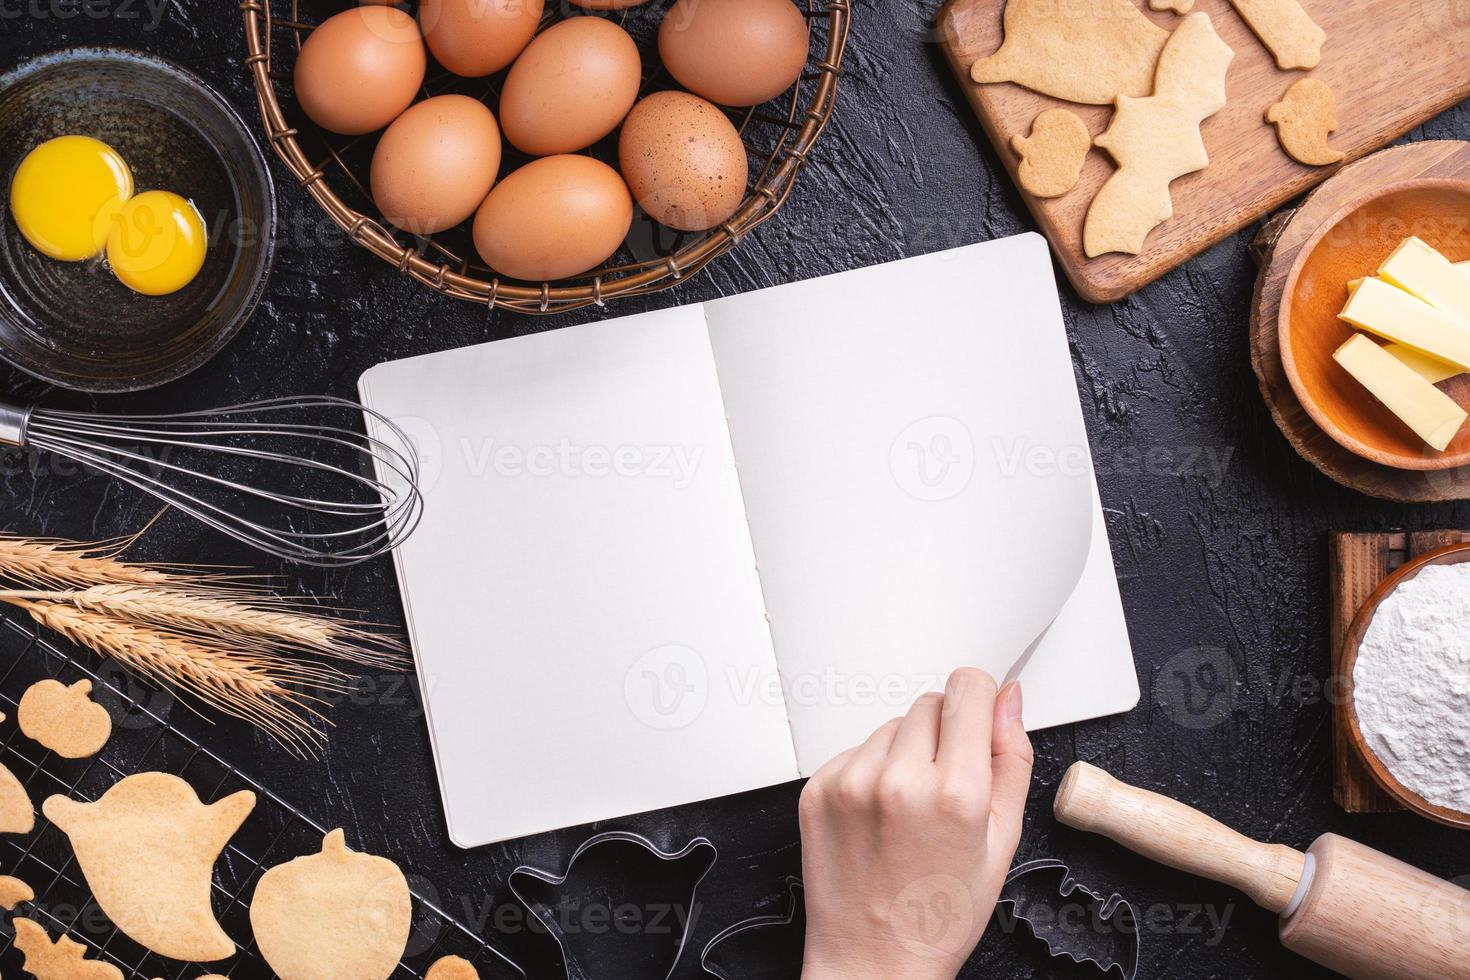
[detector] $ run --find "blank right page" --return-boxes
[704,235,1102,773]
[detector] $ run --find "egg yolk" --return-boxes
[10,135,133,261]
[105,190,208,296]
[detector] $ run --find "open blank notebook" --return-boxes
[360,234,1139,847]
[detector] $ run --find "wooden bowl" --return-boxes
[1279,178,1470,470]
[1342,542,1470,829]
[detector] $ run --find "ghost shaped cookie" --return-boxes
[250,829,411,980]
[1012,109,1091,198]
[1150,0,1194,11]
[1267,78,1344,166]
[43,772,255,962]
[13,918,123,980]
[19,679,112,758]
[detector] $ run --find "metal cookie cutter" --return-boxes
[995,859,1140,980]
[508,830,717,980]
[700,877,805,980]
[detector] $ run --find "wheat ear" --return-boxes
[11,600,342,756]
[0,586,405,668]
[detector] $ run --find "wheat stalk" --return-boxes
[0,585,405,669]
[12,600,343,756]
[0,523,410,756]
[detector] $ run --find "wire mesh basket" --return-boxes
[240,0,851,314]
[0,608,526,979]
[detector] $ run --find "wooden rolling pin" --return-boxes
[1055,762,1470,980]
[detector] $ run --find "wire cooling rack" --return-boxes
[0,607,526,980]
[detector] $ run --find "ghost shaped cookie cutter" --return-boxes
[700,877,805,980]
[995,859,1140,980]
[508,831,717,980]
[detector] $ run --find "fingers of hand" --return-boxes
[988,681,1034,851]
[890,690,945,763]
[937,667,998,774]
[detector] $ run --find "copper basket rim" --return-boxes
[239,0,851,314]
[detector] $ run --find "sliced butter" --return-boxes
[1339,276,1470,371]
[1334,334,1467,451]
[1386,343,1462,384]
[1379,237,1470,325]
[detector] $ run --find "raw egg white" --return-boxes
[659,0,808,107]
[419,0,543,78]
[11,135,133,261]
[371,95,503,235]
[473,155,632,281]
[293,5,426,135]
[619,91,748,232]
[499,16,641,156]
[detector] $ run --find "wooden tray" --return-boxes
[1250,141,1470,502]
[935,0,1470,303]
[1329,530,1470,813]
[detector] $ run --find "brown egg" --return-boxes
[500,17,641,156]
[619,91,747,232]
[473,155,632,281]
[371,95,502,235]
[293,6,426,135]
[419,0,543,77]
[659,0,807,107]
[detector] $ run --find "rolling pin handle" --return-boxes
[1054,762,1307,914]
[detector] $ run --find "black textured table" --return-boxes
[3,3,1469,979]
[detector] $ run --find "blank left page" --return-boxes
[359,305,799,847]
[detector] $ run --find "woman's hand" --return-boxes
[797,669,1033,980]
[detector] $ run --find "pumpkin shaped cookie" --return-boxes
[43,772,255,961]
[19,679,112,758]
[250,829,412,980]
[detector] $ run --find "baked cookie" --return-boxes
[1012,109,1091,198]
[251,829,412,980]
[19,679,112,758]
[0,759,35,835]
[43,772,255,962]
[427,955,480,980]
[13,917,123,980]
[1230,0,1326,70]
[1085,13,1235,257]
[971,0,1168,105]
[1267,78,1344,166]
[0,873,34,909]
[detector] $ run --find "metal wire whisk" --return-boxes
[0,395,423,567]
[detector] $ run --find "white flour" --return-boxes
[1353,563,1470,814]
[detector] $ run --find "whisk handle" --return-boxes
[0,400,32,448]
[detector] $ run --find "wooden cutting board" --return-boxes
[936,0,1470,304]
[1329,530,1470,813]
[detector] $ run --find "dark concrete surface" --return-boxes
[2,1,1468,978]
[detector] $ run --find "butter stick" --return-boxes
[1334,334,1467,451]
[1339,277,1470,371]
[1386,344,1462,385]
[1379,237,1470,325]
